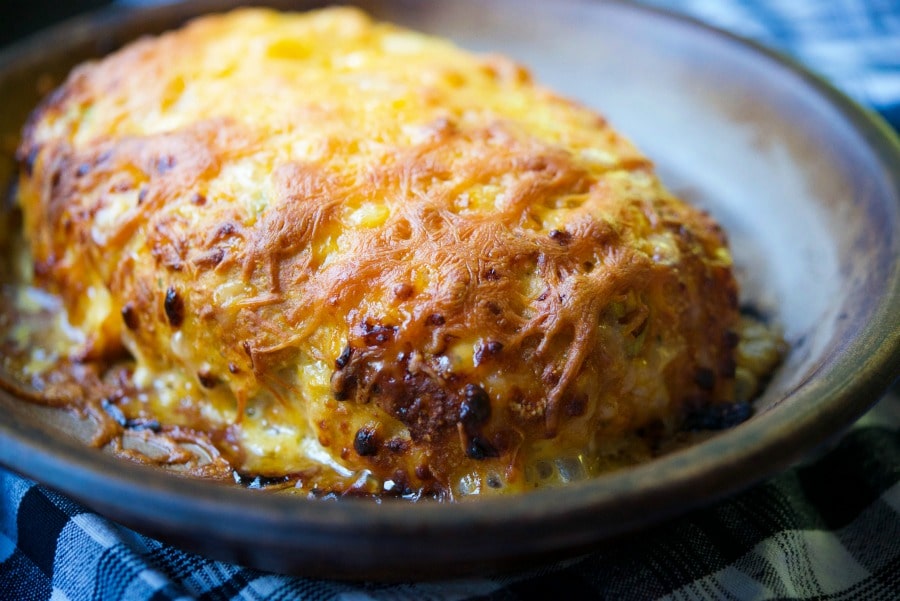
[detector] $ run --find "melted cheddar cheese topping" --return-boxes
[12,8,744,498]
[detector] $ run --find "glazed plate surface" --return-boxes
[0,0,898,580]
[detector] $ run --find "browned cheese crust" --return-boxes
[14,8,740,497]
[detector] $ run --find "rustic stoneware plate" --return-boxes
[0,0,898,580]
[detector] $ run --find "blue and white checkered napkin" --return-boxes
[640,0,900,129]
[2,1,899,599]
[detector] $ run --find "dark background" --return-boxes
[0,0,113,48]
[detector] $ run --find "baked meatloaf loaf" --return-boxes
[11,7,765,498]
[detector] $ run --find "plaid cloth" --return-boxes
[2,1,899,599]
[638,0,900,129]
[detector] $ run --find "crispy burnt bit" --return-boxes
[359,320,397,346]
[459,383,491,435]
[458,383,498,460]
[483,267,501,281]
[330,369,357,401]
[385,437,409,454]
[193,222,239,271]
[465,436,498,460]
[330,321,398,402]
[192,247,225,269]
[548,228,572,245]
[121,303,139,330]
[473,340,503,366]
[335,344,353,369]
[197,369,218,389]
[385,367,458,442]
[354,425,380,456]
[393,282,415,300]
[484,300,502,316]
[336,343,458,444]
[164,286,184,327]
[331,344,358,401]
[212,221,238,240]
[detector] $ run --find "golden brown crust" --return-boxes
[14,7,740,496]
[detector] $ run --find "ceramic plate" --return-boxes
[0,0,898,580]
